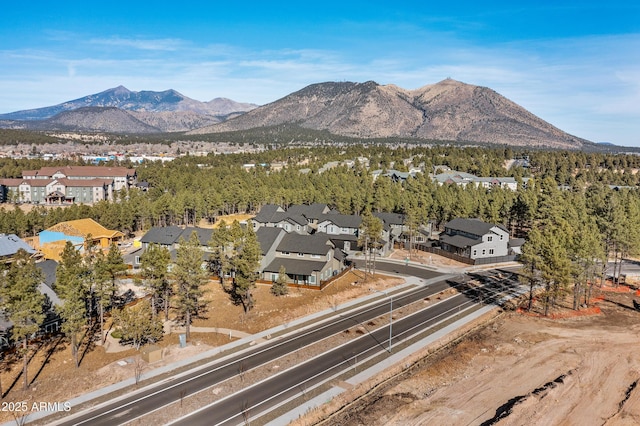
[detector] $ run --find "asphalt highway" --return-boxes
[53,265,446,426]
[172,290,483,425]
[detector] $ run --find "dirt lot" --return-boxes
[299,288,640,426]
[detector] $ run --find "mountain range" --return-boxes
[189,79,588,149]
[0,86,258,133]
[0,80,590,148]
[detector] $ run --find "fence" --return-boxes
[257,265,354,291]
[414,244,518,266]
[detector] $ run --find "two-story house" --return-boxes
[260,232,346,286]
[439,218,509,260]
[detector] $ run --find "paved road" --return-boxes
[172,279,518,425]
[52,270,447,425]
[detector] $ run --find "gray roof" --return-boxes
[276,233,333,255]
[509,238,525,248]
[36,260,61,308]
[253,204,284,223]
[0,234,36,257]
[270,212,308,226]
[286,203,330,220]
[256,227,286,255]
[373,212,406,226]
[140,226,184,245]
[140,226,212,246]
[181,227,214,246]
[433,171,478,181]
[440,233,482,249]
[318,213,362,229]
[0,259,57,334]
[263,258,328,275]
[443,218,507,237]
[321,233,358,250]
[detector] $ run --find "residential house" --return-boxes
[439,218,509,260]
[432,171,478,187]
[252,204,285,231]
[286,203,331,229]
[260,232,346,286]
[0,233,41,262]
[0,259,62,346]
[256,227,287,272]
[36,259,62,334]
[252,203,328,234]
[131,226,213,268]
[317,213,362,236]
[431,170,528,191]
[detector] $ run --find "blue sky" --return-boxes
[1,1,639,146]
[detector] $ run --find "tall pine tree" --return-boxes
[0,250,45,390]
[173,232,209,340]
[55,241,88,368]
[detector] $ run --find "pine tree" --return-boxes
[271,265,289,296]
[55,241,88,368]
[112,300,163,350]
[208,220,230,284]
[173,232,209,340]
[358,210,383,278]
[93,243,127,343]
[140,243,171,320]
[0,249,45,390]
[230,224,261,312]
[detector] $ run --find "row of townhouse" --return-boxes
[129,205,522,288]
[0,166,137,204]
[130,204,412,288]
[431,171,530,190]
[256,228,345,286]
[252,203,408,253]
[251,204,417,285]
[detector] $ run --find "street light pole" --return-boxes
[373,290,393,353]
[388,295,392,353]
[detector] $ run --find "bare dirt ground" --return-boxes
[297,286,640,426]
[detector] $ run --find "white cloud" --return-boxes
[1,31,639,145]
[89,37,185,51]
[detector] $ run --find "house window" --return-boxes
[500,235,504,240]
[134,256,140,265]
[489,249,494,255]
[297,253,304,257]
[310,254,320,259]
[309,275,316,284]
[271,274,277,281]
[487,236,493,242]
[482,249,486,255]
[473,250,477,256]
[296,225,301,231]
[283,251,290,256]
